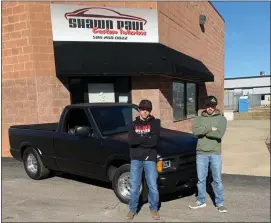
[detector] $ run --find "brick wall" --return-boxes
[155,2,224,131]
[158,2,225,108]
[132,2,224,132]
[2,2,70,156]
[131,76,193,131]
[1,1,159,156]
[2,1,224,156]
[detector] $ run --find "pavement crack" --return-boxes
[12,197,32,206]
[104,201,121,210]
[4,216,14,220]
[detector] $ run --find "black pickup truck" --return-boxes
[9,103,201,204]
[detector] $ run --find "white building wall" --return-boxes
[253,87,270,95]
[224,76,271,107]
[226,87,270,96]
[224,76,271,95]
[261,95,270,106]
[243,89,253,95]
[225,76,270,89]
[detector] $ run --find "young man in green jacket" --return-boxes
[189,96,228,213]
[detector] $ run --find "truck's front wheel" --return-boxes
[23,147,51,180]
[112,164,147,205]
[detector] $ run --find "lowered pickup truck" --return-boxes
[9,103,203,204]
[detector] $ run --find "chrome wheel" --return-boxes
[26,154,38,174]
[117,172,142,199]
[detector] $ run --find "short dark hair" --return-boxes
[138,99,152,110]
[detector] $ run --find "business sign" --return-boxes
[50,4,159,43]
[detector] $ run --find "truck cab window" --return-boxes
[63,109,91,134]
[90,106,139,136]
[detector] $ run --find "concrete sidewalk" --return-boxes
[222,120,270,177]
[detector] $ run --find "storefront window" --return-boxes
[186,83,197,118]
[173,82,185,121]
[172,81,198,121]
[70,77,131,104]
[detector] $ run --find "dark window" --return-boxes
[173,82,185,121]
[69,79,85,104]
[90,105,139,136]
[172,81,198,121]
[186,83,197,118]
[63,108,91,133]
[261,95,265,100]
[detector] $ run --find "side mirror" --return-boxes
[74,126,92,137]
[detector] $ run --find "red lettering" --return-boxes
[120,29,147,36]
[92,27,119,35]
[92,27,99,34]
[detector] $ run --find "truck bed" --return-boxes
[10,123,58,132]
[9,123,58,166]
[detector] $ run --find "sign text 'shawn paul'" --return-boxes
[68,18,147,36]
[50,4,159,43]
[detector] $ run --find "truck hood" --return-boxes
[110,128,198,158]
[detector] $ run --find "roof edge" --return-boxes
[208,1,225,23]
[225,75,271,80]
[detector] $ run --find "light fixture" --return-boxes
[199,15,206,25]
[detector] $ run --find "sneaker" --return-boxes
[150,210,160,220]
[217,206,227,213]
[189,201,206,209]
[125,211,136,220]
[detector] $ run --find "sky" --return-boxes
[212,1,270,78]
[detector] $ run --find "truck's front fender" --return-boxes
[105,155,130,169]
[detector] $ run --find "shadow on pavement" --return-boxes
[55,172,112,189]
[160,187,197,203]
[54,171,214,207]
[157,181,216,210]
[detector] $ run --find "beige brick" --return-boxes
[158,2,224,112]
[2,1,224,155]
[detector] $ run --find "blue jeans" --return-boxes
[196,154,224,207]
[129,160,159,213]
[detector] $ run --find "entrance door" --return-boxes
[88,83,115,103]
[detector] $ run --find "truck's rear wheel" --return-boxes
[112,164,147,205]
[23,147,51,180]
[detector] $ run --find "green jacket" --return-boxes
[192,109,227,154]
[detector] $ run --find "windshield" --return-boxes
[90,105,139,136]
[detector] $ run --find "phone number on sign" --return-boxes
[93,36,128,40]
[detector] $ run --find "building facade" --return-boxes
[2,1,225,156]
[224,75,271,107]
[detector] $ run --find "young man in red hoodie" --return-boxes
[126,99,161,220]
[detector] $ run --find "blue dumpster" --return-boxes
[238,97,249,113]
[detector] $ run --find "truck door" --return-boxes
[53,108,101,178]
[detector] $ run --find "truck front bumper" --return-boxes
[157,167,198,195]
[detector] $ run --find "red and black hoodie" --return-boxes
[128,115,160,162]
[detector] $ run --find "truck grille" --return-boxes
[178,152,196,170]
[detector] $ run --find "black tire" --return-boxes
[22,147,51,180]
[112,164,147,205]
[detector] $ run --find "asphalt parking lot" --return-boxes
[2,158,270,222]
